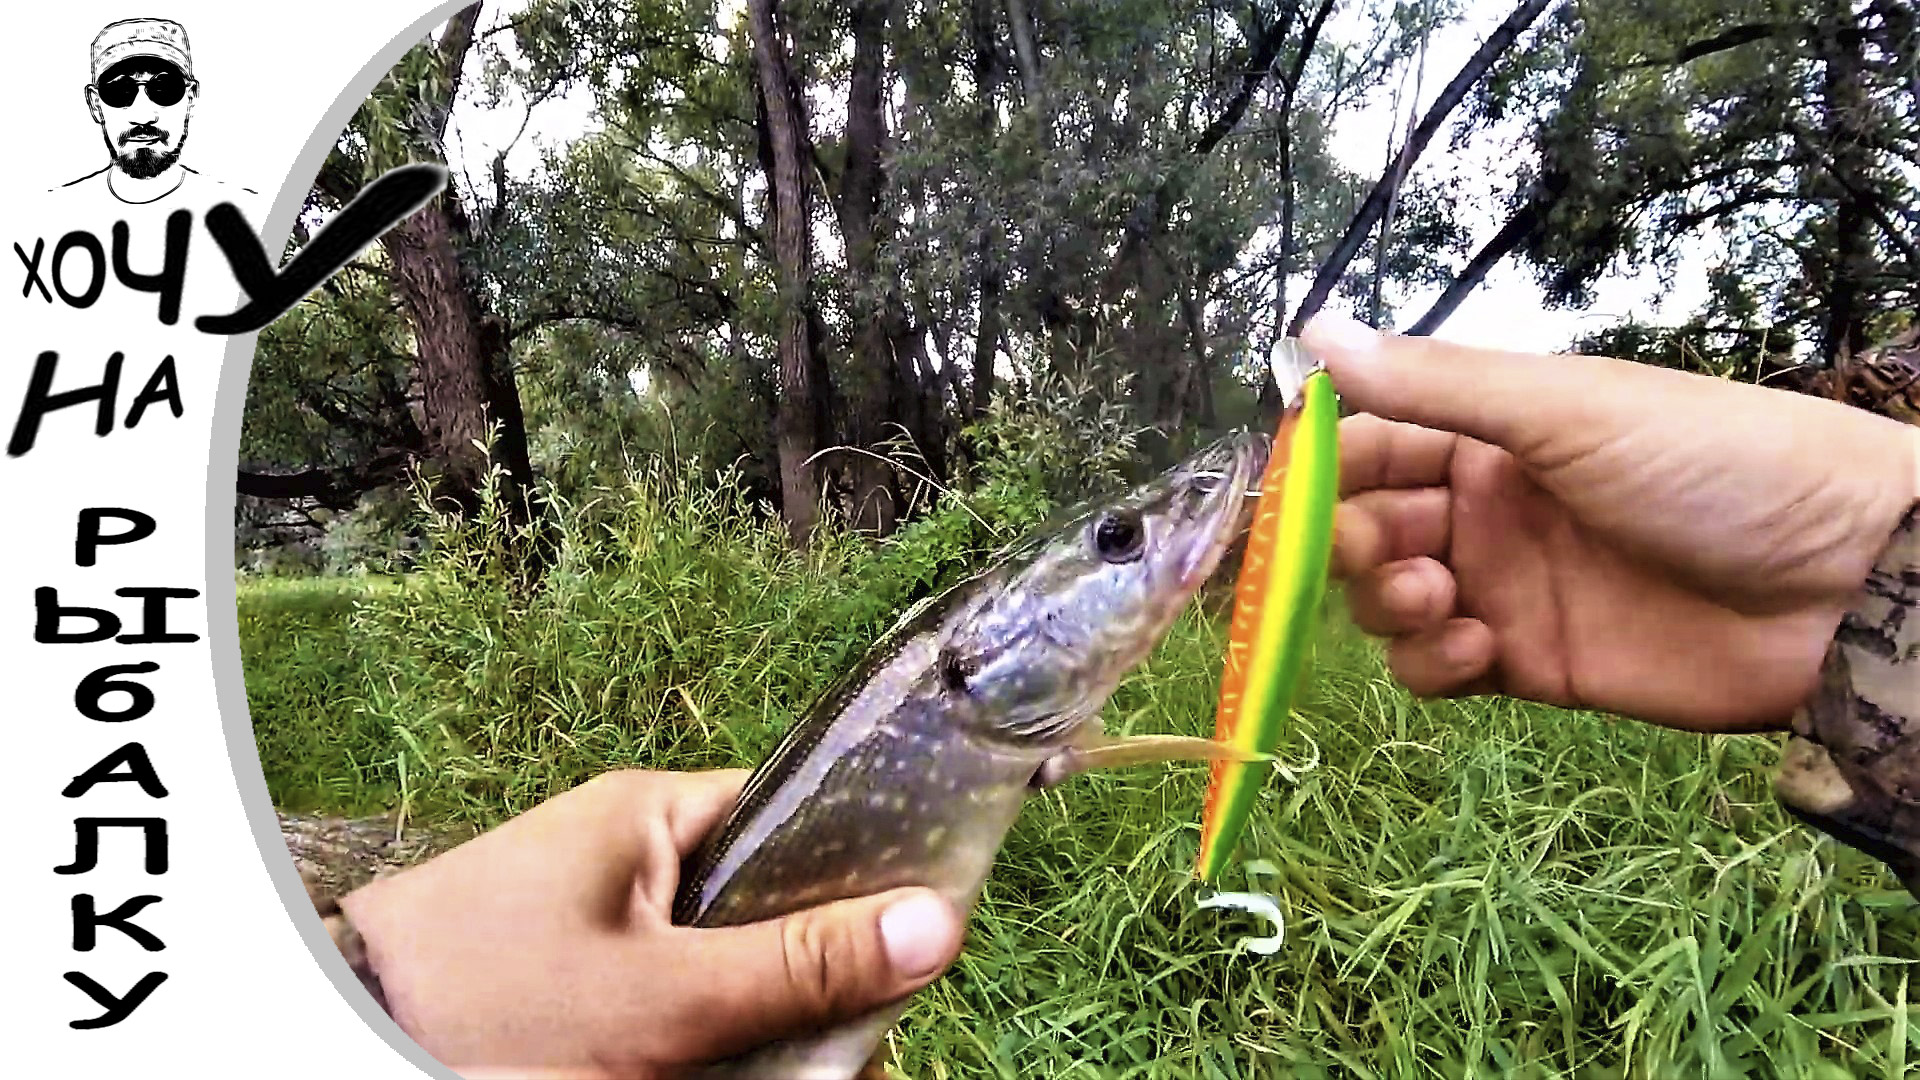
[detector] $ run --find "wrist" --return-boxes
[304,869,391,1015]
[1773,474,1920,896]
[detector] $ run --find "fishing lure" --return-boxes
[1194,345,1340,884]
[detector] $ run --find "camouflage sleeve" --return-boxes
[1774,502,1920,898]
[302,867,391,1015]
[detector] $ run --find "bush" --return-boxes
[316,484,423,576]
[962,366,1147,510]
[246,407,1084,825]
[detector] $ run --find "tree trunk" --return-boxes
[833,0,956,532]
[886,310,947,483]
[1816,0,1872,365]
[1260,0,1338,415]
[1128,245,1188,453]
[384,196,495,506]
[302,2,540,532]
[748,0,830,547]
[972,259,1003,416]
[1004,0,1043,113]
[1288,0,1556,335]
[834,0,908,534]
[1370,17,1431,328]
[968,0,1003,418]
[477,315,539,519]
[1175,274,1216,430]
[382,205,540,532]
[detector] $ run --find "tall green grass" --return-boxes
[238,455,1920,1079]
[239,573,403,815]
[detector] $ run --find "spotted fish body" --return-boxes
[673,433,1271,1078]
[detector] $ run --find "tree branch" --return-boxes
[1281,0,1338,96]
[1660,189,1799,237]
[1188,1,1301,157]
[1624,21,1802,68]
[1005,0,1044,107]
[312,153,362,207]
[505,286,735,345]
[1868,203,1920,269]
[641,149,770,252]
[508,306,652,343]
[1289,0,1558,335]
[1788,118,1920,253]
[1403,202,1540,335]
[426,3,485,144]
[237,451,414,509]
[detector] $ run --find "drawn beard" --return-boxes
[116,144,182,179]
[108,117,188,179]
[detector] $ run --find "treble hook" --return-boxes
[1197,890,1286,955]
[1270,733,1321,783]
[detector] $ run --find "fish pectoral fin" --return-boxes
[1033,734,1271,787]
[1083,733,1274,767]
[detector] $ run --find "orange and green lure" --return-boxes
[1195,367,1340,882]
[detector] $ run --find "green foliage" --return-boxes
[241,413,1064,823]
[963,366,1148,508]
[881,0,1426,387]
[1486,0,1918,360]
[240,260,414,473]
[234,524,326,576]
[1572,317,1797,383]
[323,24,463,186]
[244,0,1513,552]
[317,485,425,576]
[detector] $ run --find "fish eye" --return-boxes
[1092,510,1145,564]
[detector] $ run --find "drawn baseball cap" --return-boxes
[90,18,193,83]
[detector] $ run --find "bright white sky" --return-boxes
[439,0,1713,357]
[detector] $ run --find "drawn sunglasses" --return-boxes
[96,70,190,109]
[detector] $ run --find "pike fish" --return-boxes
[672,432,1273,1078]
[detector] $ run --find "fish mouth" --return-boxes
[1173,431,1270,589]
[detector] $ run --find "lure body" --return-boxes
[1195,367,1340,881]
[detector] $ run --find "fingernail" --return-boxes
[880,893,957,979]
[1302,311,1381,354]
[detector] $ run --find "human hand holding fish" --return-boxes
[325,431,1290,1080]
[334,767,966,1079]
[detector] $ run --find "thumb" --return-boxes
[659,887,964,1065]
[1300,311,1647,461]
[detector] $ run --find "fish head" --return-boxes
[939,431,1271,744]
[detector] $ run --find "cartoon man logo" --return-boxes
[61,17,252,206]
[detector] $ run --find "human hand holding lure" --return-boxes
[1193,343,1340,951]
